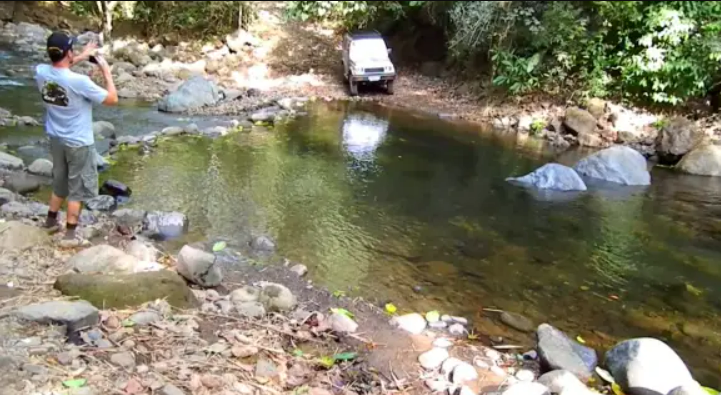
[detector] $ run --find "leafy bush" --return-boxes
[134,1,254,38]
[285,1,425,29]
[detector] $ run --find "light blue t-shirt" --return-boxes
[34,64,108,147]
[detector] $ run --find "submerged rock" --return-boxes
[250,235,276,252]
[54,271,197,309]
[143,211,187,240]
[605,338,694,395]
[656,117,704,165]
[100,180,132,198]
[15,300,99,332]
[676,144,721,177]
[85,195,117,211]
[28,158,53,177]
[574,146,650,186]
[500,311,535,333]
[69,245,140,274]
[157,76,221,113]
[506,163,587,191]
[0,221,50,250]
[537,324,597,381]
[176,245,222,287]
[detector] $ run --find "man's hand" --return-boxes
[72,42,98,65]
[94,55,111,74]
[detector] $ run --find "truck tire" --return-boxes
[349,80,358,96]
[386,80,395,95]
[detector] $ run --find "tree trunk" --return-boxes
[238,2,244,30]
[97,1,118,42]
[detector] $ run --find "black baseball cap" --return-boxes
[46,31,76,58]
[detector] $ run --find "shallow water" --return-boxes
[3,49,721,385]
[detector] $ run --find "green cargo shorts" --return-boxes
[49,137,99,202]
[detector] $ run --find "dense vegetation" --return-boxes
[287,1,721,107]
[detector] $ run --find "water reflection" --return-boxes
[341,111,389,163]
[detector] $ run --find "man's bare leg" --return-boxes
[44,193,64,229]
[65,200,81,239]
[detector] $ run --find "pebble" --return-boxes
[523,350,538,360]
[123,340,136,349]
[424,379,450,392]
[451,316,468,325]
[136,365,149,374]
[452,362,479,384]
[391,313,427,335]
[419,348,450,370]
[232,345,259,358]
[95,339,113,349]
[129,311,161,326]
[201,374,223,389]
[57,351,76,366]
[433,338,454,348]
[475,359,490,369]
[110,351,136,368]
[449,324,466,336]
[459,386,476,395]
[484,348,502,363]
[201,302,219,313]
[429,321,448,329]
[205,289,220,301]
[412,285,423,293]
[290,264,308,277]
[255,358,279,378]
[501,382,550,395]
[441,358,464,378]
[328,312,359,333]
[207,342,230,354]
[516,369,535,382]
[216,300,234,315]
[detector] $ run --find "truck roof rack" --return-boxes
[349,30,382,40]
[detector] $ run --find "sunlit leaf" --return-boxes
[330,308,354,319]
[318,356,335,369]
[333,352,357,361]
[576,335,586,344]
[703,387,720,395]
[212,241,227,252]
[425,311,440,323]
[595,367,615,384]
[384,303,397,315]
[122,319,135,327]
[612,382,626,395]
[332,290,346,298]
[685,282,703,296]
[62,379,87,388]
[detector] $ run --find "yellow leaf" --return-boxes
[612,383,626,395]
[576,335,586,344]
[384,303,397,315]
[685,282,703,297]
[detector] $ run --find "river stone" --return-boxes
[538,370,590,394]
[100,180,132,197]
[110,351,135,368]
[143,211,187,240]
[125,240,158,262]
[1,201,43,217]
[418,348,449,370]
[129,310,162,326]
[391,313,427,335]
[229,286,261,303]
[290,264,308,277]
[586,98,606,119]
[537,324,597,381]
[500,311,535,333]
[506,163,587,191]
[85,195,116,211]
[250,235,276,252]
[605,338,694,395]
[0,187,15,205]
[328,312,358,333]
[158,76,220,113]
[250,107,280,123]
[161,126,185,136]
[0,151,24,170]
[176,245,222,287]
[574,146,651,186]
[113,209,147,227]
[28,158,53,177]
[564,107,597,136]
[451,362,478,384]
[69,245,140,274]
[93,121,116,138]
[54,271,197,309]
[0,221,50,250]
[677,144,721,177]
[656,117,704,165]
[502,382,551,395]
[160,384,186,395]
[15,300,99,332]
[258,283,296,312]
[235,301,266,318]
[115,135,141,145]
[4,173,40,195]
[667,383,707,395]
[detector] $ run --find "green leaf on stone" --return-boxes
[212,241,227,252]
[62,379,87,388]
[425,311,440,323]
[333,352,358,362]
[330,308,354,319]
[703,388,719,395]
[121,319,135,327]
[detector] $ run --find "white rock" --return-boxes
[125,240,158,262]
[458,386,475,395]
[538,370,589,395]
[484,348,502,363]
[424,379,450,393]
[433,338,454,348]
[229,286,261,303]
[474,359,490,369]
[574,145,650,186]
[507,163,587,191]
[418,348,449,370]
[450,317,468,325]
[451,362,478,384]
[176,245,222,287]
[0,151,24,170]
[501,382,550,395]
[290,264,308,277]
[667,382,708,395]
[515,369,535,382]
[69,244,140,274]
[490,366,507,377]
[441,358,464,378]
[449,324,466,336]
[28,158,53,177]
[328,312,358,333]
[391,313,427,335]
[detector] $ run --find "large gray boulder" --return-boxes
[176,245,222,287]
[655,118,704,165]
[676,144,721,177]
[537,324,597,381]
[85,195,116,211]
[0,187,15,205]
[564,107,597,137]
[0,221,50,250]
[574,146,651,186]
[28,158,53,177]
[93,121,116,138]
[69,245,140,274]
[605,338,694,395]
[143,211,187,240]
[4,173,40,195]
[0,151,24,170]
[506,163,587,191]
[113,209,147,228]
[0,201,48,218]
[157,76,220,113]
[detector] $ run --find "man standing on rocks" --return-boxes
[35,31,118,239]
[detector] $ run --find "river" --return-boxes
[2,47,721,386]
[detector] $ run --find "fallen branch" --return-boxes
[199,312,324,344]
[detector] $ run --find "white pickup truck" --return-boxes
[342,31,396,96]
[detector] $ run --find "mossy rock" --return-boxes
[54,270,198,309]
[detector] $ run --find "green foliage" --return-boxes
[134,1,253,38]
[285,1,425,28]
[491,50,540,95]
[530,119,546,135]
